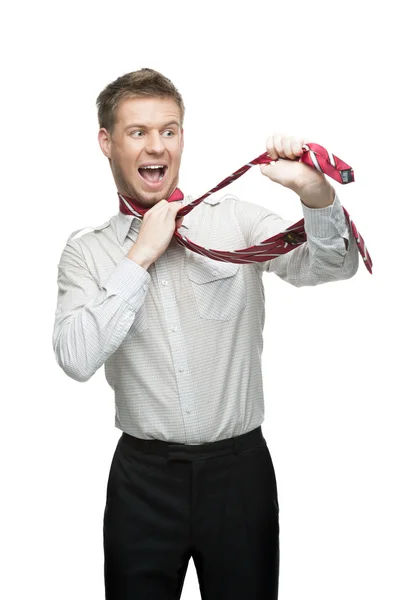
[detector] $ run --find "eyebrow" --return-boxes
[125,120,180,131]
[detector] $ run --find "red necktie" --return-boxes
[118,143,372,274]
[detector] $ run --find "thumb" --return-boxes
[170,201,184,226]
[259,161,276,176]
[173,202,183,214]
[175,208,184,229]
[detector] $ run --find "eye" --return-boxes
[130,131,144,137]
[163,130,174,137]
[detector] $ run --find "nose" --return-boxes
[145,131,165,154]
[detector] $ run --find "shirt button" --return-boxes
[185,408,192,414]
[171,325,178,332]
[212,269,219,276]
[178,366,184,372]
[143,284,148,291]
[161,279,168,286]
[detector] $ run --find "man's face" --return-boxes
[98,96,184,207]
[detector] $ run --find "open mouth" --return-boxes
[138,165,167,186]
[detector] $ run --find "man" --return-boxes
[52,68,358,599]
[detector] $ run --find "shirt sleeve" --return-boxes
[52,238,151,382]
[234,192,359,286]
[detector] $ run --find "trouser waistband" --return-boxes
[120,426,264,460]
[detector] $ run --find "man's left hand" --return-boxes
[260,134,334,208]
[260,134,324,190]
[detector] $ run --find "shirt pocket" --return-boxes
[186,253,247,320]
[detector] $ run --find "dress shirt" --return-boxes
[52,192,358,444]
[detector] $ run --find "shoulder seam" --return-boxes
[67,219,111,242]
[68,227,96,242]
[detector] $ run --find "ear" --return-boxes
[98,128,112,158]
[180,127,184,152]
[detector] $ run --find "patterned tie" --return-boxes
[118,143,372,274]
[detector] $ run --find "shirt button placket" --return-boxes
[154,254,200,442]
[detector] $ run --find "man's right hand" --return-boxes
[127,200,184,270]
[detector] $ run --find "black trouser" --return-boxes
[103,426,280,599]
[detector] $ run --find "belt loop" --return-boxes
[233,436,239,454]
[144,440,150,454]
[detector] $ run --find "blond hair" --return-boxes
[96,68,185,134]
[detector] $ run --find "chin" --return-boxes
[140,184,175,204]
[130,189,165,208]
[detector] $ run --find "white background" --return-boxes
[1,0,398,598]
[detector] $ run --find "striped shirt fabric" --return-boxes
[52,192,358,444]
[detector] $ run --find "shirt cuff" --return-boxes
[301,193,350,239]
[104,256,151,306]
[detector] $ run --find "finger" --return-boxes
[147,199,168,214]
[167,202,184,222]
[152,199,169,210]
[282,137,296,159]
[175,216,184,229]
[266,135,278,160]
[272,134,286,158]
[171,201,184,215]
[292,137,304,156]
[281,136,304,159]
[284,136,304,159]
[158,199,180,213]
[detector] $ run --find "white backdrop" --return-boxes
[1,1,398,599]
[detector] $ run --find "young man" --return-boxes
[52,68,358,599]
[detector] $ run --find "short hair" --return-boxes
[96,68,185,134]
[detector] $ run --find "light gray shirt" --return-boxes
[52,192,358,443]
